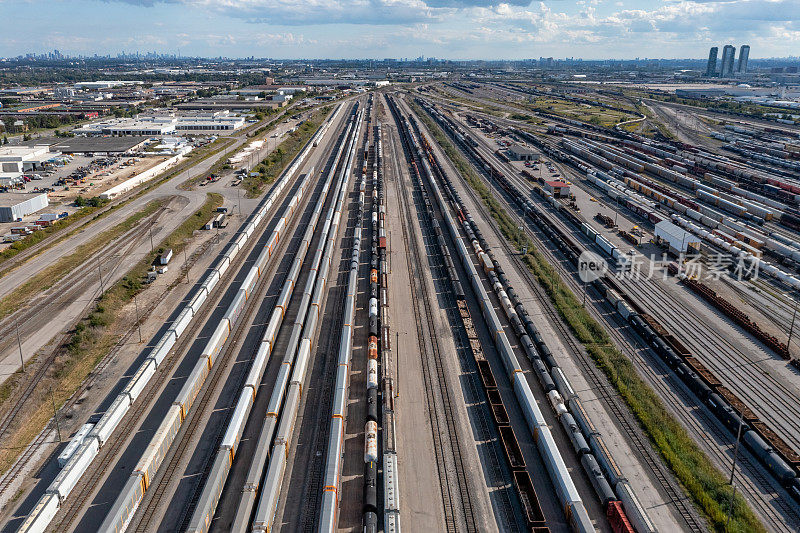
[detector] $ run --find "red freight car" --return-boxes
[607,501,635,533]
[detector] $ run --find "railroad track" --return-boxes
[447,111,800,530]
[394,124,478,533]
[423,193,523,528]
[393,106,529,532]
[622,276,800,444]
[0,205,169,362]
[416,106,709,531]
[0,206,167,437]
[507,170,799,530]
[0,230,222,509]
[291,111,368,533]
[293,275,346,533]
[265,174,349,532]
[141,175,328,533]
[47,174,309,532]
[430,93,800,527]
[473,123,800,453]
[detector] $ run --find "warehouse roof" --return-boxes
[655,220,696,240]
[0,192,48,206]
[52,136,149,153]
[508,143,537,155]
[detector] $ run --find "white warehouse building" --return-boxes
[0,145,60,180]
[74,110,245,136]
[0,193,49,222]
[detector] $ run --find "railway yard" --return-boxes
[2,79,800,533]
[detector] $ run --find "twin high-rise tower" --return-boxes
[705,44,749,77]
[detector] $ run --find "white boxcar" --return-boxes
[135,404,182,489]
[174,357,210,419]
[98,474,145,533]
[252,444,287,532]
[122,358,156,404]
[171,307,194,338]
[152,330,176,366]
[220,390,253,457]
[57,423,94,468]
[514,372,546,429]
[48,439,99,501]
[91,395,131,446]
[17,492,59,533]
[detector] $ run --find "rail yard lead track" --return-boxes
[394,116,479,532]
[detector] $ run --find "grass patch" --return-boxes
[0,193,222,476]
[0,199,165,322]
[242,106,331,198]
[412,100,766,533]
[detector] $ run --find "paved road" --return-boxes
[0,115,306,385]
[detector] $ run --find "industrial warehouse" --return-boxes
[0,192,49,222]
[73,110,246,136]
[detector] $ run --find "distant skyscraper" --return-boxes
[737,45,750,73]
[706,46,718,77]
[720,45,736,77]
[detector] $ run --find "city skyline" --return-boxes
[1,0,799,60]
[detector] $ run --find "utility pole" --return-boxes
[788,297,798,348]
[134,293,142,343]
[726,408,745,527]
[50,387,61,442]
[583,279,587,307]
[149,222,155,253]
[237,187,242,217]
[97,258,105,295]
[15,320,24,372]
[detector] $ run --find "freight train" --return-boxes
[399,97,598,532]
[416,96,800,507]
[407,104,653,533]
[19,104,345,533]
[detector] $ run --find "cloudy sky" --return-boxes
[1,0,798,60]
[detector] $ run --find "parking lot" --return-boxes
[0,153,170,248]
